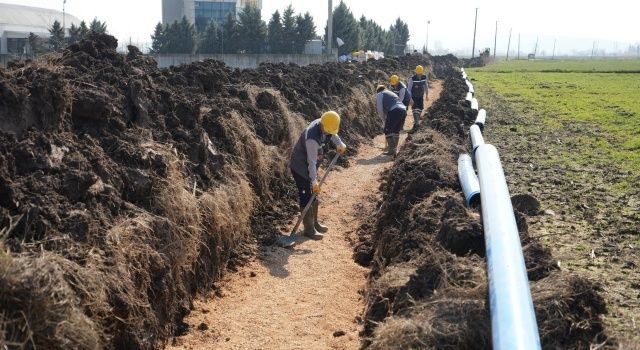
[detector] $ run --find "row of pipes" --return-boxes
[457,68,542,350]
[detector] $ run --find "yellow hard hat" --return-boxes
[415,65,424,75]
[390,74,399,86]
[376,84,386,93]
[320,111,341,135]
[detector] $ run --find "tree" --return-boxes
[89,18,108,34]
[280,5,300,54]
[177,16,197,54]
[49,20,64,50]
[267,10,284,53]
[68,23,81,44]
[28,32,41,55]
[221,12,239,54]
[199,22,221,54]
[78,21,89,39]
[150,22,165,53]
[294,12,316,53]
[237,6,267,53]
[328,2,360,55]
[389,18,410,55]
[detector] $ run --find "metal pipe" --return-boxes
[470,124,484,153]
[465,92,473,102]
[475,144,541,350]
[471,97,479,111]
[475,108,486,130]
[462,72,467,79]
[457,154,480,207]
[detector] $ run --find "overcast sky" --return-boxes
[5,0,640,56]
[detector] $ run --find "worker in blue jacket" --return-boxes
[407,65,429,132]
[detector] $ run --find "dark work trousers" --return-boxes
[412,95,425,111]
[383,108,407,136]
[291,169,314,210]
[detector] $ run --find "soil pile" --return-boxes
[356,63,611,348]
[0,34,430,349]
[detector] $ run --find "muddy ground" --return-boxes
[355,60,614,349]
[0,34,430,349]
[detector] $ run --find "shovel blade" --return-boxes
[277,234,297,248]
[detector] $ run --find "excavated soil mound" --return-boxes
[357,63,610,348]
[0,34,430,349]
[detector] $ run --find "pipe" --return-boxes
[475,144,541,350]
[465,92,473,102]
[475,108,486,130]
[462,72,467,79]
[457,154,480,207]
[466,80,475,94]
[461,67,465,73]
[470,124,484,153]
[471,97,479,111]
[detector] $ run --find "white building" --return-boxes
[162,0,262,31]
[0,3,81,54]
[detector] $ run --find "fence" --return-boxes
[153,53,337,69]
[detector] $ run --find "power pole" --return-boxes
[327,0,333,55]
[552,39,556,59]
[534,36,539,56]
[493,21,497,59]
[506,28,512,60]
[62,0,66,35]
[591,41,596,59]
[517,32,520,60]
[426,20,430,54]
[471,8,479,58]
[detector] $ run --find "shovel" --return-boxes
[278,153,341,247]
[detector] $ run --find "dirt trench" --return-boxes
[168,83,444,350]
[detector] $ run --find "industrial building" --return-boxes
[162,0,262,30]
[0,3,81,55]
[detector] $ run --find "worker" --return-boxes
[289,111,347,239]
[376,85,407,156]
[389,74,411,108]
[407,65,429,132]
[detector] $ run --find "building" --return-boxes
[162,0,262,31]
[0,3,81,54]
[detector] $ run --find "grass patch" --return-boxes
[473,59,640,73]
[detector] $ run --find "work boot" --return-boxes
[302,206,324,240]
[388,134,399,156]
[410,109,421,133]
[383,135,394,155]
[313,200,329,233]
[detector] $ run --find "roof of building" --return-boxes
[0,3,81,34]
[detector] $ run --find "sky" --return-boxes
[4,0,640,56]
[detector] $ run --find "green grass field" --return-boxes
[472,58,640,73]
[470,60,640,184]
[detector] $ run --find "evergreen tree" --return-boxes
[281,5,297,53]
[328,2,360,55]
[221,12,239,54]
[49,20,64,50]
[178,16,197,54]
[78,21,89,39]
[68,23,81,44]
[237,6,266,53]
[390,18,410,55]
[199,22,221,54]
[164,22,180,53]
[150,22,165,53]
[28,32,41,55]
[267,10,284,54]
[294,12,316,53]
[89,18,108,34]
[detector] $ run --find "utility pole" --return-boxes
[517,32,520,60]
[493,21,497,59]
[534,36,539,56]
[471,8,478,58]
[327,0,333,55]
[426,20,430,54]
[591,41,596,59]
[506,28,512,60]
[552,39,556,59]
[62,0,66,35]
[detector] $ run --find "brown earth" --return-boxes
[167,82,443,350]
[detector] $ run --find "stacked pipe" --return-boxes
[456,67,542,350]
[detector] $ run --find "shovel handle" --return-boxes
[289,153,341,236]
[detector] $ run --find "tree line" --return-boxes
[39,18,108,53]
[151,1,410,56]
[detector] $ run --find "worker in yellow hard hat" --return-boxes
[289,111,347,239]
[407,65,429,133]
[389,74,411,108]
[376,85,407,156]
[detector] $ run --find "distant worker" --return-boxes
[407,65,429,132]
[389,74,411,108]
[289,111,347,239]
[376,85,407,156]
